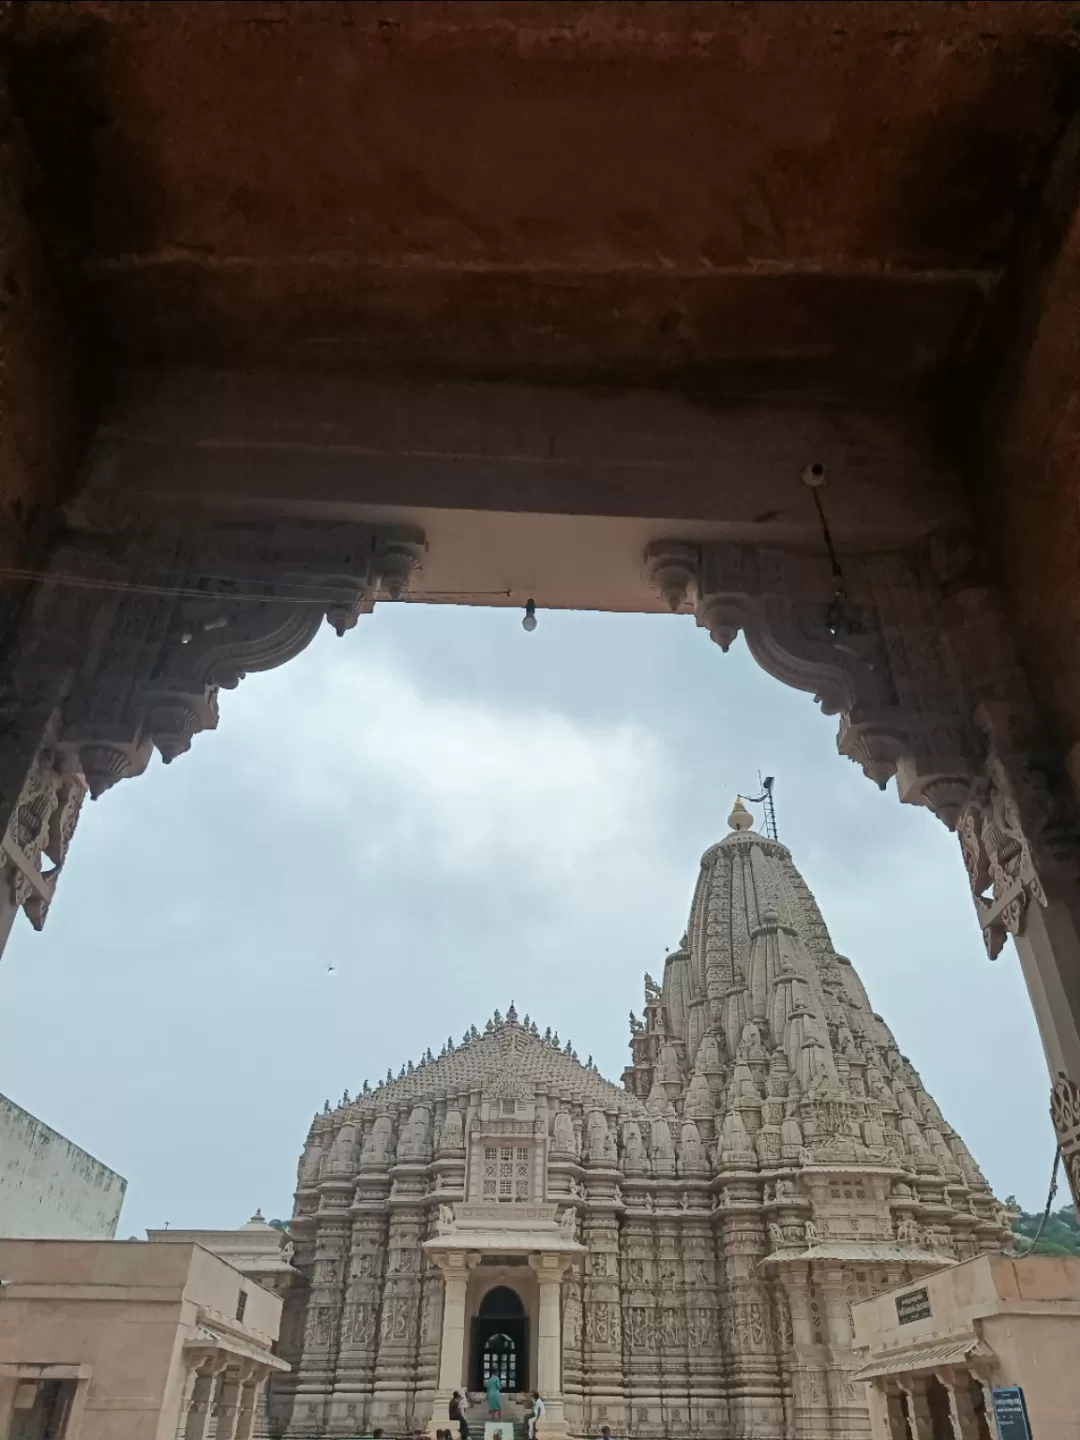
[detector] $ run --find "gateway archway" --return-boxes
[2,510,1079,1216]
[472,1286,528,1394]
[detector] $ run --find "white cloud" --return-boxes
[231,650,673,901]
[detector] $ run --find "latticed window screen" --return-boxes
[483,1146,499,1199]
[482,1143,531,1200]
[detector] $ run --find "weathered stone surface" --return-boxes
[6,1,1076,389]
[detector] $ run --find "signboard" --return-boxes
[991,1387,1033,1440]
[894,1287,932,1325]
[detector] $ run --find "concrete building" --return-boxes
[147,1209,300,1297]
[852,1253,1080,1440]
[0,1094,125,1240]
[272,801,1010,1439]
[0,1238,287,1440]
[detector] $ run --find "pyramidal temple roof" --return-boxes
[301,798,995,1211]
[632,797,990,1187]
[319,1006,648,1123]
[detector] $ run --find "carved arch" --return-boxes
[8,517,427,800]
[646,539,973,812]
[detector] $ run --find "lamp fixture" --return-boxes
[522,598,538,632]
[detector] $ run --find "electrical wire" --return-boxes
[1016,1147,1061,1254]
[0,564,512,606]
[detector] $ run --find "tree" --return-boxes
[1012,1203,1080,1257]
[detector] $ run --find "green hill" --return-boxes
[1010,1199,1080,1257]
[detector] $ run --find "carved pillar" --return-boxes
[1019,888,1080,1214]
[560,1255,584,1417]
[901,1378,935,1440]
[235,1374,262,1440]
[183,1367,219,1440]
[415,1235,446,1421]
[619,1210,655,1435]
[293,1174,352,1429]
[883,1388,911,1440]
[942,1372,981,1440]
[680,1212,725,1438]
[956,740,1080,1216]
[653,1217,689,1436]
[212,1365,245,1440]
[715,1178,785,1439]
[372,1164,427,1429]
[581,1189,624,1429]
[431,1251,479,1423]
[780,1261,830,1440]
[330,1174,390,1434]
[529,1252,574,1438]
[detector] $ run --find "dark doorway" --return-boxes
[471,1285,528,1393]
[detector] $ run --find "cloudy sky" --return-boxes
[3,605,1055,1232]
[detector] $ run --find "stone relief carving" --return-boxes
[0,742,85,930]
[4,519,426,803]
[959,752,1048,960]
[1050,1073,1080,1213]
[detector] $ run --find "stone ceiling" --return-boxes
[8,1,1078,394]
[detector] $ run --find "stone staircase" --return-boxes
[481,1394,529,1440]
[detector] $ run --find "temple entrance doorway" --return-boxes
[470,1286,528,1394]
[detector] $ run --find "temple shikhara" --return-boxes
[272,801,1007,1439]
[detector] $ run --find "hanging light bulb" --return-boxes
[522,598,538,632]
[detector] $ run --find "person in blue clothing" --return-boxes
[486,1370,502,1422]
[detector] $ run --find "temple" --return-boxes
[273,801,1007,1440]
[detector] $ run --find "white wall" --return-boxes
[0,1094,126,1238]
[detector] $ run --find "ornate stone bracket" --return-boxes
[33,518,428,798]
[645,539,978,824]
[647,533,1080,1218]
[1,739,86,931]
[1050,1073,1080,1215]
[644,536,1079,956]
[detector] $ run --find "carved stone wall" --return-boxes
[271,968,1007,1440]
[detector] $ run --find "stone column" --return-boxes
[883,1388,911,1440]
[941,1371,981,1440]
[212,1365,245,1440]
[331,1182,390,1433]
[235,1373,263,1440]
[901,1378,935,1440]
[373,1166,428,1431]
[714,1176,786,1437]
[581,1196,624,1431]
[183,1367,219,1440]
[1014,885,1080,1216]
[529,1252,574,1439]
[430,1251,479,1432]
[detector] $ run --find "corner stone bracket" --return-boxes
[643,538,978,823]
[33,517,429,800]
[1050,1072,1080,1215]
[0,516,426,825]
[0,738,86,932]
[643,535,1077,961]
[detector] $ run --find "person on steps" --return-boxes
[527,1392,545,1440]
[449,1389,470,1440]
[486,1370,502,1422]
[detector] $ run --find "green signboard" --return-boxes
[894,1287,931,1325]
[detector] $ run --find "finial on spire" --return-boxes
[728,794,754,832]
